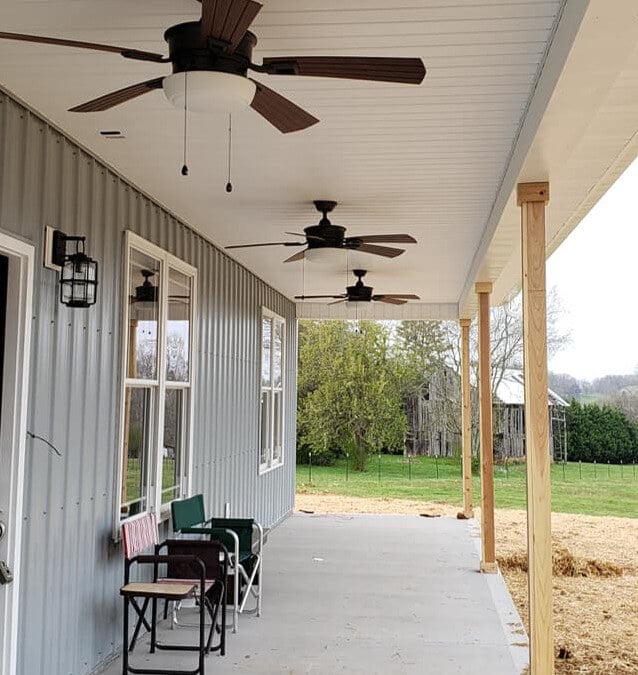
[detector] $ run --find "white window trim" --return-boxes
[259,307,285,475]
[113,231,197,538]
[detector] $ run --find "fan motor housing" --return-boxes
[304,223,347,250]
[164,22,256,75]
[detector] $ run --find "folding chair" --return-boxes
[171,496,264,633]
[120,513,226,675]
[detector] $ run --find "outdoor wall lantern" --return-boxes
[51,230,99,308]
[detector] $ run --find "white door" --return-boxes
[0,233,34,675]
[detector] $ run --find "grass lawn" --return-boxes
[296,454,638,518]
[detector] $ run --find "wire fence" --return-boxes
[301,452,637,486]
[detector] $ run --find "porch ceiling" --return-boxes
[0,1,635,319]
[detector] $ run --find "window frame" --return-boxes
[259,307,285,475]
[114,231,197,537]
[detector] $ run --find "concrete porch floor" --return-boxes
[102,513,528,675]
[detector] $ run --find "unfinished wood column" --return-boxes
[476,282,496,573]
[518,181,553,675]
[460,319,473,518]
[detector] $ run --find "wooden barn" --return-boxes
[405,369,568,460]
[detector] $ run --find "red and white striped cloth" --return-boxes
[122,513,159,559]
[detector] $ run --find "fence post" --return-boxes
[594,460,596,478]
[505,457,509,479]
[346,453,349,482]
[309,452,312,484]
[409,455,412,481]
[435,454,439,479]
[562,460,566,481]
[378,453,381,483]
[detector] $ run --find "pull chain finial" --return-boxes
[226,114,233,193]
[181,72,189,176]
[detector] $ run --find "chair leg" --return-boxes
[221,583,226,656]
[150,597,157,654]
[233,564,239,633]
[198,587,206,675]
[122,596,129,675]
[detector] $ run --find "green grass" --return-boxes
[296,454,638,518]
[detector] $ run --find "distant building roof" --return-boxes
[494,370,568,407]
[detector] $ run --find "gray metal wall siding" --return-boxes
[0,91,297,675]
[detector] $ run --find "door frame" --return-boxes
[0,231,34,675]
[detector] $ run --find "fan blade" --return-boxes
[284,249,307,263]
[295,295,346,300]
[349,234,417,244]
[373,294,420,300]
[351,243,405,258]
[249,80,319,134]
[201,0,262,52]
[225,242,304,249]
[69,78,164,112]
[0,31,166,62]
[262,56,426,85]
[329,298,348,305]
[376,297,408,305]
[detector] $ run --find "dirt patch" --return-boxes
[296,494,638,674]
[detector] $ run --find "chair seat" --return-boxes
[120,582,195,599]
[158,578,217,593]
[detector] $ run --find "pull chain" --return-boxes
[181,72,189,176]
[226,114,233,193]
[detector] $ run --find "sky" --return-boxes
[546,157,638,381]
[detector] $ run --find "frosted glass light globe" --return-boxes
[163,72,257,113]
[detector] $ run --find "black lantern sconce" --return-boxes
[51,230,99,308]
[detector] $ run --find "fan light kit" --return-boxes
[162,71,257,114]
[226,200,418,262]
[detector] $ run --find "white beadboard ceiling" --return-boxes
[0,0,634,319]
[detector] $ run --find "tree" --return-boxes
[297,321,406,471]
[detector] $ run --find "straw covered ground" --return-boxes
[295,493,638,674]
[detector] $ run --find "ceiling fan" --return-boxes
[226,200,418,262]
[296,269,420,305]
[0,0,426,134]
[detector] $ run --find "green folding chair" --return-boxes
[171,495,263,633]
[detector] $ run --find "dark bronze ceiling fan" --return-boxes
[296,269,420,305]
[0,0,426,133]
[226,200,418,262]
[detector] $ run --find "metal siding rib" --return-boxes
[0,91,297,675]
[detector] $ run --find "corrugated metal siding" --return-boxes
[0,91,297,675]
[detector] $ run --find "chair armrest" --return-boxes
[126,554,206,589]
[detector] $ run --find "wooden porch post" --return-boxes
[460,319,473,518]
[518,181,553,675]
[475,282,496,573]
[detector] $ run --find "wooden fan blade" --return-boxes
[225,242,304,249]
[373,294,420,300]
[262,56,426,85]
[69,78,164,112]
[284,249,307,263]
[201,0,262,53]
[352,243,405,258]
[376,297,408,305]
[350,234,417,244]
[0,31,166,62]
[329,298,348,305]
[250,80,319,134]
[295,295,346,300]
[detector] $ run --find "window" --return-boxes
[117,233,196,526]
[260,309,285,473]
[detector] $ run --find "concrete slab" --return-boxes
[102,514,528,675]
